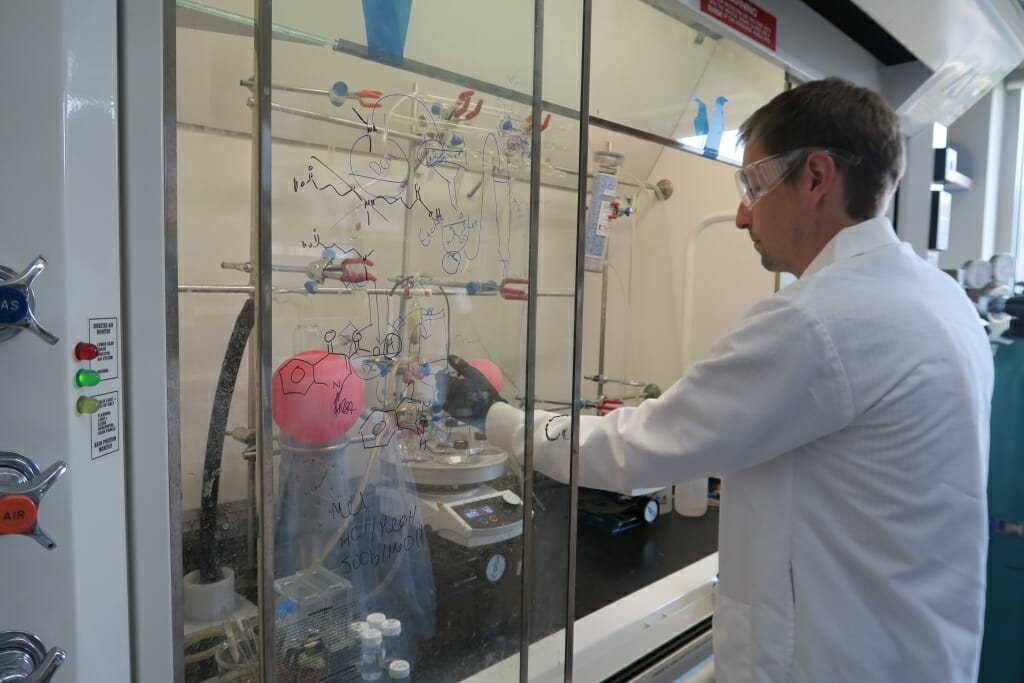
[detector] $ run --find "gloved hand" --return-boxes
[441,354,506,430]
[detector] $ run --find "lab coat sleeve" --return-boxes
[485,294,855,494]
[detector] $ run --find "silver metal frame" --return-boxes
[253,0,277,679]
[118,0,184,679]
[566,3,593,679]
[520,1,546,680]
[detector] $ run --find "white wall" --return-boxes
[580,146,775,404]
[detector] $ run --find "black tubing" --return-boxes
[198,298,255,584]
[1004,296,1024,319]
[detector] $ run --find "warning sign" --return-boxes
[88,317,119,381]
[90,391,120,460]
[700,0,777,51]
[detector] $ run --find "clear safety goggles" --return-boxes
[735,147,860,209]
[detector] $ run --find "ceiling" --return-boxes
[798,0,917,66]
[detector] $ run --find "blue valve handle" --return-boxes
[0,286,29,325]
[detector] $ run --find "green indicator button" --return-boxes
[75,369,101,388]
[76,396,101,415]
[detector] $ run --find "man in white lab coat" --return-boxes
[445,78,994,683]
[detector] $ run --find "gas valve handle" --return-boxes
[0,631,67,683]
[0,452,67,550]
[0,256,59,346]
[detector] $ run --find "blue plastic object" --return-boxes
[304,280,318,294]
[501,119,513,131]
[0,286,27,325]
[450,134,463,146]
[692,97,709,136]
[323,247,338,259]
[703,95,728,160]
[329,81,349,107]
[362,0,412,65]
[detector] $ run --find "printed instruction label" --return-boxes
[90,391,120,460]
[88,317,119,381]
[701,0,777,51]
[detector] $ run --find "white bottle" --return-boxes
[388,660,411,680]
[674,478,708,517]
[366,612,387,631]
[381,618,402,665]
[360,628,384,681]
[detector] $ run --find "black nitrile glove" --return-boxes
[441,354,506,430]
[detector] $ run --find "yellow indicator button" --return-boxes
[76,396,101,415]
[75,369,101,388]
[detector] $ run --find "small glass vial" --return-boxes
[360,628,383,681]
[366,612,387,631]
[381,618,402,665]
[388,660,411,680]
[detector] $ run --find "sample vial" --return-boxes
[360,628,384,681]
[381,618,402,664]
[388,660,411,680]
[350,620,369,643]
[367,612,387,631]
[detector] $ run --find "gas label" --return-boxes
[90,391,120,460]
[88,317,119,381]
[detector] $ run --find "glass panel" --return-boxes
[589,0,786,164]
[264,3,577,682]
[176,11,260,683]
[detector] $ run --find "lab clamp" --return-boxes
[0,256,59,345]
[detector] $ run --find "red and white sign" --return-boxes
[700,0,777,51]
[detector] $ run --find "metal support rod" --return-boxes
[597,261,609,398]
[253,0,276,678]
[248,98,423,143]
[177,283,574,297]
[566,3,593,678]
[520,0,545,679]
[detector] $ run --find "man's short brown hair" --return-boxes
[738,77,905,221]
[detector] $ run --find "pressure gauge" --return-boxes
[643,498,660,524]
[485,554,506,583]
[963,259,993,289]
[990,254,1016,286]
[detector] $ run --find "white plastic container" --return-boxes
[674,478,708,517]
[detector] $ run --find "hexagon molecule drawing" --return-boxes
[272,350,365,444]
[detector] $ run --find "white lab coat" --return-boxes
[485,217,993,683]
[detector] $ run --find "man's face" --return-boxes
[734,138,807,275]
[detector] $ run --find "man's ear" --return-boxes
[806,151,838,195]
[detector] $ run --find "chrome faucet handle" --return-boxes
[0,256,59,346]
[0,452,68,550]
[0,631,67,683]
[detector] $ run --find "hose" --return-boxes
[198,298,256,583]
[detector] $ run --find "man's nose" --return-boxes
[735,202,751,230]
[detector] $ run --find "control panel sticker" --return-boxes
[88,317,119,381]
[90,391,120,460]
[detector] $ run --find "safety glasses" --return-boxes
[735,147,860,209]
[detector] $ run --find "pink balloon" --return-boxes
[468,357,504,392]
[272,350,365,444]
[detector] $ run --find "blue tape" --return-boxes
[362,0,412,65]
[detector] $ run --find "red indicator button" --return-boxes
[488,515,500,523]
[74,342,100,361]
[0,495,37,535]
